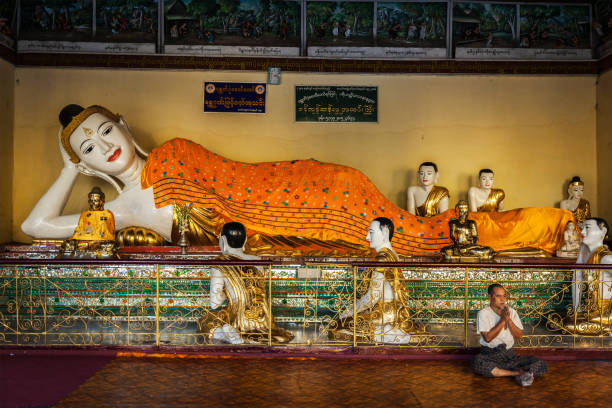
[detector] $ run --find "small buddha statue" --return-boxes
[468,168,505,212]
[441,201,494,261]
[562,218,612,335]
[556,221,581,258]
[198,222,293,344]
[407,161,449,217]
[58,187,118,259]
[560,176,591,225]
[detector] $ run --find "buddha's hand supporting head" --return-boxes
[417,161,439,187]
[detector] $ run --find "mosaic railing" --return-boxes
[0,259,610,349]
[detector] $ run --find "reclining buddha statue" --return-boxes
[22,104,574,257]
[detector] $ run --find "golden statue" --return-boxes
[562,218,612,335]
[198,222,293,344]
[560,176,591,225]
[58,187,118,259]
[407,162,450,217]
[328,218,424,344]
[442,201,494,262]
[468,169,505,212]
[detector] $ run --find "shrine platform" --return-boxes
[1,245,611,350]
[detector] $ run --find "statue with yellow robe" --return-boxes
[468,169,505,212]
[560,176,591,225]
[563,218,612,335]
[328,218,424,344]
[198,222,293,344]
[58,187,117,259]
[23,104,575,258]
[407,162,450,217]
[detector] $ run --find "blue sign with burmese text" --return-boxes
[204,82,266,114]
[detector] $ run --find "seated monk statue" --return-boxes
[556,221,581,258]
[468,169,505,212]
[22,104,575,258]
[563,218,612,335]
[560,176,591,226]
[442,201,494,261]
[198,222,293,344]
[407,161,449,217]
[328,217,423,344]
[59,186,117,259]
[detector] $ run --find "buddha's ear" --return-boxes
[118,115,149,158]
[219,235,229,254]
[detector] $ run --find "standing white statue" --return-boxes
[407,162,449,217]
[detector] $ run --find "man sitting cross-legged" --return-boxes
[472,283,547,386]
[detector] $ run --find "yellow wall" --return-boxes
[12,67,598,242]
[0,59,14,243]
[597,69,612,222]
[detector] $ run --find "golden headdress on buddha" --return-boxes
[568,176,584,189]
[59,104,120,164]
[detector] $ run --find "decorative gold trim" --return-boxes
[61,105,120,163]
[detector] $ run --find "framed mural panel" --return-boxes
[19,0,156,54]
[0,0,18,49]
[453,1,519,59]
[518,3,591,59]
[376,1,447,58]
[306,1,376,58]
[164,0,300,57]
[93,0,158,53]
[593,0,612,58]
[20,0,94,52]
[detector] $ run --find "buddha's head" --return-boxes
[59,104,139,177]
[478,169,494,189]
[366,217,393,251]
[219,222,247,253]
[567,176,584,200]
[417,162,438,187]
[88,186,105,211]
[455,200,469,220]
[581,218,608,247]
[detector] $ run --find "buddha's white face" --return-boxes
[418,165,438,187]
[366,220,387,250]
[568,185,584,200]
[479,173,494,189]
[581,220,605,247]
[69,113,136,176]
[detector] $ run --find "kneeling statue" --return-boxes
[58,187,118,259]
[328,217,423,344]
[198,222,293,344]
[442,201,494,262]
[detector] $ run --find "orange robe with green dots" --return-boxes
[141,138,573,256]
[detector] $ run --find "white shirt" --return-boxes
[476,306,523,349]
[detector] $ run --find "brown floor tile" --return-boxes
[55,356,611,408]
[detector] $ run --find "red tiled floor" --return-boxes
[54,355,611,408]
